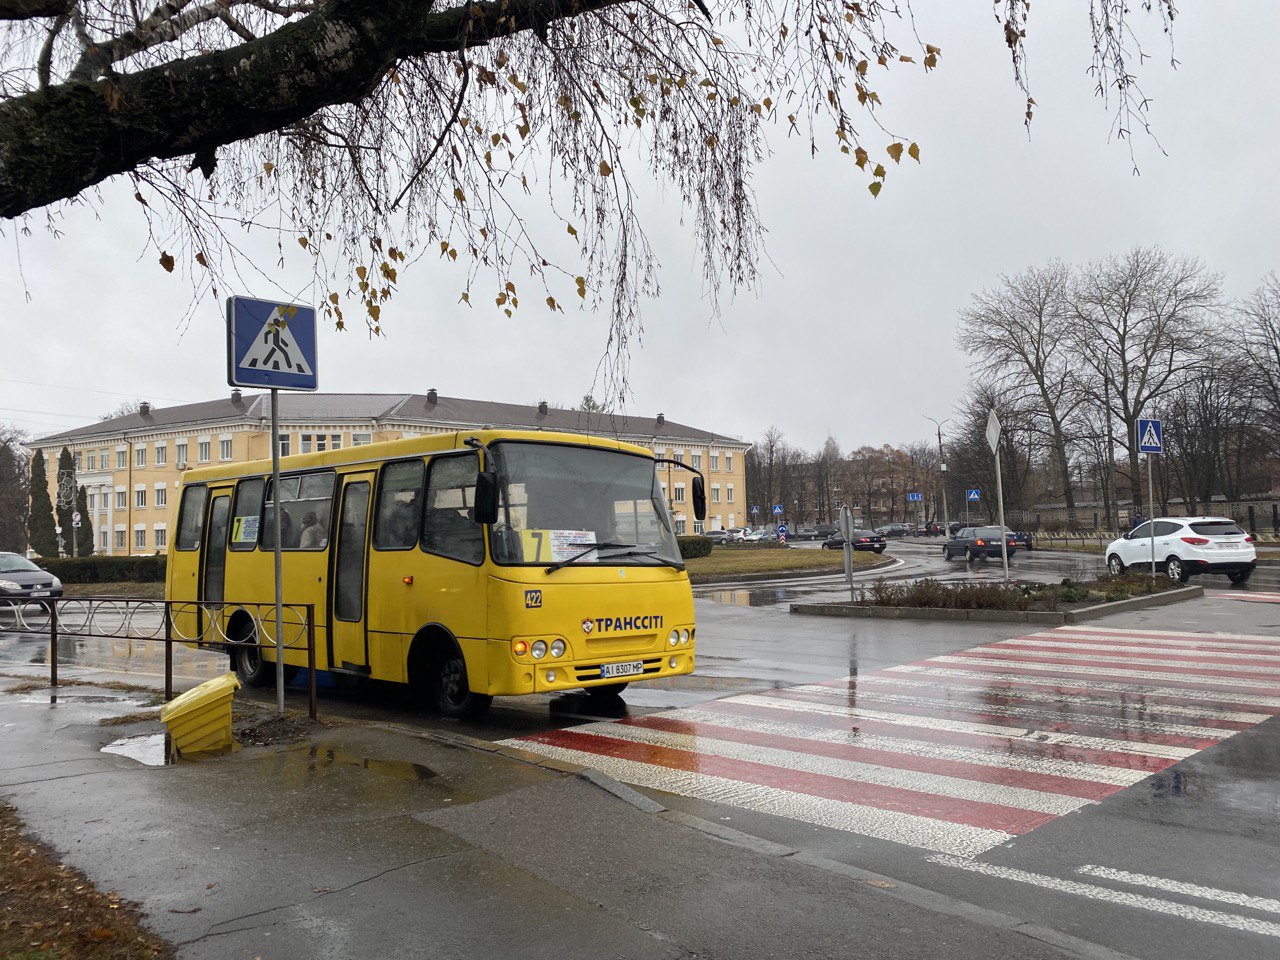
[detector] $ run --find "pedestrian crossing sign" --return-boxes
[227,296,319,391]
[1137,418,1163,454]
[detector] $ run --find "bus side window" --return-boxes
[422,454,483,564]
[263,473,335,550]
[230,477,265,551]
[175,485,208,550]
[373,459,425,550]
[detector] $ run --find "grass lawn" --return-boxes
[61,582,165,599]
[685,547,888,581]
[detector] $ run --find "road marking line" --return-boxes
[581,720,1090,815]
[835,675,1271,723]
[1026,630,1280,654]
[778,684,1233,740]
[888,665,1280,709]
[928,855,1280,938]
[649,708,1147,787]
[992,639,1280,663]
[932,656,1279,690]
[1077,625,1280,644]
[958,647,1280,677]
[1077,866,1280,915]
[726,694,1197,759]
[510,740,1014,857]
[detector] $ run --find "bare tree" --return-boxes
[98,398,147,421]
[0,1,1180,388]
[957,261,1085,523]
[1068,246,1221,513]
[1240,273,1280,449]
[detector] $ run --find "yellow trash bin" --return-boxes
[160,672,241,756]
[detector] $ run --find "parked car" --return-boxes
[703,530,734,545]
[942,526,1017,561]
[743,529,767,543]
[918,521,946,537]
[876,523,913,538]
[792,526,821,541]
[725,527,748,543]
[1105,516,1256,583]
[813,523,839,539]
[822,530,887,553]
[0,552,62,605]
[999,527,1034,551]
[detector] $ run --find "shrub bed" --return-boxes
[37,555,168,583]
[859,574,1182,611]
[676,535,712,559]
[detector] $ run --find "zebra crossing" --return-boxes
[504,624,1280,858]
[1210,590,1280,604]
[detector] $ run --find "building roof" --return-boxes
[34,391,746,448]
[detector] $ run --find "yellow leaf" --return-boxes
[886,143,904,164]
[460,291,470,304]
[546,296,558,310]
[925,44,942,56]
[298,236,309,249]
[158,251,174,273]
[453,187,467,203]
[367,304,380,321]
[263,161,275,175]
[908,142,920,162]
[356,265,367,280]
[598,160,613,177]
[194,251,208,268]
[854,147,868,169]
[328,292,339,304]
[873,163,886,179]
[567,223,578,238]
[868,182,882,198]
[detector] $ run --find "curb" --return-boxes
[789,585,1203,624]
[415,724,1137,960]
[689,555,896,585]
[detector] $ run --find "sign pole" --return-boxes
[1148,453,1156,582]
[995,448,1010,586]
[271,388,285,718]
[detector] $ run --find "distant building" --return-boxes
[30,390,750,555]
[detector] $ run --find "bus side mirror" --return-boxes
[692,476,707,522]
[474,471,499,525]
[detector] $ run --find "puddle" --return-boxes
[21,694,148,708]
[102,733,174,766]
[304,744,436,782]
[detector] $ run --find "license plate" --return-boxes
[29,591,49,597]
[1219,542,1242,550]
[601,660,643,680]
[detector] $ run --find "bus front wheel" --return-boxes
[231,618,298,688]
[433,644,493,720]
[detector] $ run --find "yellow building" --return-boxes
[32,390,750,555]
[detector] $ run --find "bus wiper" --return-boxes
[544,541,635,575]
[606,549,685,570]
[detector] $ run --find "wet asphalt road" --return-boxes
[2,558,1279,960]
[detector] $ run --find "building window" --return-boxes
[99,531,108,550]
[135,447,147,468]
[114,530,126,549]
[711,484,721,504]
[176,441,188,466]
[674,484,686,503]
[691,453,702,470]
[329,434,342,450]
[135,488,146,508]
[220,439,233,461]
[115,491,126,510]
[73,452,82,471]
[154,446,167,466]
[352,433,373,447]
[675,518,687,535]
[153,527,167,549]
[727,484,735,503]
[154,486,167,508]
[278,434,291,458]
[693,519,705,534]
[88,493,96,512]
[710,453,719,471]
[116,449,127,469]
[725,453,733,473]
[198,441,210,463]
[134,528,146,549]
[673,451,684,464]
[87,453,96,471]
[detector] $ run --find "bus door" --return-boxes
[201,493,232,604]
[329,472,373,672]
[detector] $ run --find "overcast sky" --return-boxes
[2,2,1276,454]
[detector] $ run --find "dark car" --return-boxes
[942,526,1017,561]
[1002,528,1034,551]
[918,521,946,537]
[813,523,839,539]
[876,523,912,538]
[0,552,63,606]
[823,530,887,553]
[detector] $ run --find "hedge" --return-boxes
[36,555,168,583]
[676,535,712,559]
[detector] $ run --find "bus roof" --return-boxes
[178,428,658,486]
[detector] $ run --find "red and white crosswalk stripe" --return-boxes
[503,625,1280,857]
[1209,590,1280,604]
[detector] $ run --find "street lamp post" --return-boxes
[925,416,951,539]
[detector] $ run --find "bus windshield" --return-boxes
[488,442,682,567]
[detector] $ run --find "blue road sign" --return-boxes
[772,504,784,515]
[966,489,981,502]
[1137,418,1163,454]
[751,505,760,515]
[907,492,923,502]
[777,523,788,535]
[227,296,318,391]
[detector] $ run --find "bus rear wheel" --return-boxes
[433,645,493,720]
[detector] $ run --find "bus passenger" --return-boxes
[299,511,326,548]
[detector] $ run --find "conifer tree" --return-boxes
[0,434,28,553]
[27,449,57,558]
[75,485,95,557]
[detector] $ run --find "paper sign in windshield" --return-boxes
[520,529,596,563]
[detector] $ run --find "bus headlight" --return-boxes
[531,640,548,660]
[680,629,689,645]
[668,629,679,647]
[550,639,566,658]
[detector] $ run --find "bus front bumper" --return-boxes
[484,641,695,695]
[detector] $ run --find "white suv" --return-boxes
[1105,517,1257,584]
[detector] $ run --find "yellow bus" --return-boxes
[165,429,706,717]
